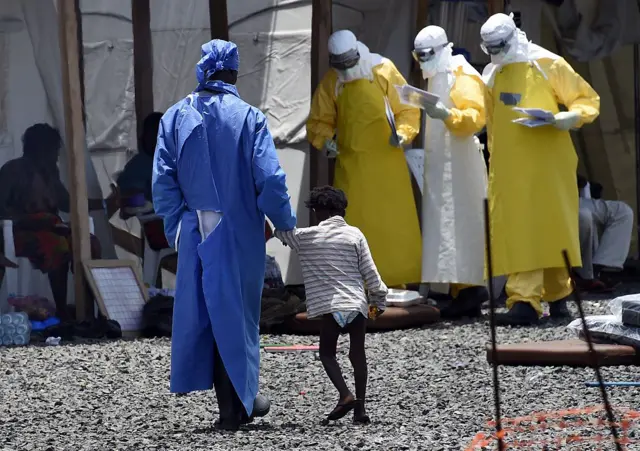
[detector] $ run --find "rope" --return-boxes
[561,250,623,451]
[483,198,505,450]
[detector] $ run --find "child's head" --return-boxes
[305,186,348,222]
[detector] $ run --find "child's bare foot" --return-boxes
[353,399,370,424]
[326,394,357,421]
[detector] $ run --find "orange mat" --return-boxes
[283,305,440,335]
[486,339,640,367]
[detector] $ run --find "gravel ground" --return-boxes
[3,295,640,450]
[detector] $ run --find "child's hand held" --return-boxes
[368,305,383,320]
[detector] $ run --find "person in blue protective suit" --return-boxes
[152,39,297,431]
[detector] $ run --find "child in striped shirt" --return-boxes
[275,186,387,424]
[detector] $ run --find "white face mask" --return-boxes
[489,36,518,65]
[340,67,360,81]
[420,60,439,79]
[418,46,452,79]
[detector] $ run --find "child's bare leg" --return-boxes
[346,314,369,423]
[319,315,356,420]
[319,315,351,399]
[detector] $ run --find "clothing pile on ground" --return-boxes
[3,293,122,344]
[140,256,305,338]
[142,293,174,338]
[260,255,305,331]
[567,294,640,348]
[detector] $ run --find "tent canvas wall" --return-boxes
[1,0,422,288]
[3,0,638,294]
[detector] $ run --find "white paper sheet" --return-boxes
[512,107,555,127]
[404,148,424,194]
[395,84,440,109]
[512,117,553,128]
[513,107,555,120]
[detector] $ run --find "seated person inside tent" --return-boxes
[117,112,169,251]
[0,123,109,320]
[575,174,633,292]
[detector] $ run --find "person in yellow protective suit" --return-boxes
[412,26,489,319]
[307,30,421,287]
[480,13,600,326]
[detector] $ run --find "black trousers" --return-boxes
[213,338,245,422]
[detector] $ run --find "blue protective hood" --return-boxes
[195,40,240,94]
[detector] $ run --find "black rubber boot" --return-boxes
[440,286,488,319]
[213,344,243,431]
[549,297,572,319]
[495,301,539,326]
[241,393,271,424]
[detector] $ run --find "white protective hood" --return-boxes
[481,28,560,88]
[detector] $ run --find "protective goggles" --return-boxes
[480,30,515,56]
[412,43,448,63]
[329,48,360,71]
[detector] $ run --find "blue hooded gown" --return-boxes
[151,40,297,415]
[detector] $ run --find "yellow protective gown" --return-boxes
[307,61,421,287]
[485,57,600,279]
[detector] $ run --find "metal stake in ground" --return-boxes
[562,249,623,451]
[484,198,505,450]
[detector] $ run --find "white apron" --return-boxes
[421,57,487,285]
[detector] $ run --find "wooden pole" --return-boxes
[488,0,505,16]
[74,0,85,113]
[132,0,154,138]
[410,0,430,225]
[58,0,92,320]
[209,0,229,41]
[310,0,332,224]
[410,0,429,90]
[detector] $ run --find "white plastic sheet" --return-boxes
[567,315,640,348]
[567,293,640,348]
[609,293,640,327]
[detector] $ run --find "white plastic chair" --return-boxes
[136,212,176,287]
[0,217,94,313]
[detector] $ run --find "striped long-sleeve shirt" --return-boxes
[275,216,387,319]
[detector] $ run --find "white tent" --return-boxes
[1,0,419,288]
[1,0,116,263]
[4,0,638,297]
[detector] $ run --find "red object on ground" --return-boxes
[263,345,320,352]
[466,406,640,450]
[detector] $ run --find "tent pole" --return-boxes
[410,0,429,90]
[58,0,92,320]
[488,0,505,15]
[409,0,430,226]
[132,0,154,138]
[634,43,640,256]
[209,0,229,41]
[75,0,86,115]
[309,0,332,225]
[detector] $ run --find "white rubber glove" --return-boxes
[553,111,580,131]
[325,139,339,158]
[424,101,451,121]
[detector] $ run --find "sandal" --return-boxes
[327,396,357,421]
